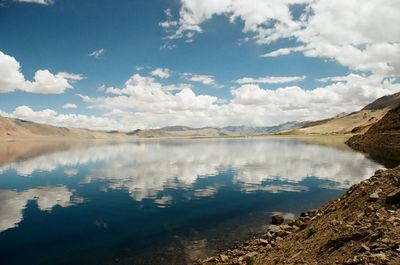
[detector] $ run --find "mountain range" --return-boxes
[129,122,310,138]
[1,92,400,140]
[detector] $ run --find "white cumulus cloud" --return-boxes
[150,68,171,79]
[74,72,400,129]
[181,73,223,88]
[62,103,77,109]
[10,105,122,131]
[262,46,306,57]
[0,51,84,94]
[163,0,400,76]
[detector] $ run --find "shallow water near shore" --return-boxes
[0,137,384,265]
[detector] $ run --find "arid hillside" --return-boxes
[292,109,388,135]
[0,116,131,141]
[289,92,400,135]
[346,104,400,162]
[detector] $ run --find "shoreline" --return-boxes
[196,166,400,265]
[0,133,354,142]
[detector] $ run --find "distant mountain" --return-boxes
[290,92,400,135]
[221,125,276,135]
[156,122,308,137]
[126,129,173,138]
[159,125,200,132]
[0,115,308,140]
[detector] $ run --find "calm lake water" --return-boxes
[0,137,383,265]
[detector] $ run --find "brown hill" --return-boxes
[0,116,132,141]
[291,92,400,135]
[346,104,400,162]
[291,109,387,135]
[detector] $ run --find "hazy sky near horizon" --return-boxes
[0,0,400,130]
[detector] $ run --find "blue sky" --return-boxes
[0,0,399,130]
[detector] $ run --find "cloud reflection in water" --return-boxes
[0,138,382,230]
[0,186,79,232]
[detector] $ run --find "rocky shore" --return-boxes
[196,167,400,265]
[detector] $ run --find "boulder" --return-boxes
[369,192,379,201]
[271,214,284,225]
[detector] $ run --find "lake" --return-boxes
[0,137,383,265]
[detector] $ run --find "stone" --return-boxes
[268,225,281,233]
[203,257,215,263]
[220,254,229,262]
[271,214,284,225]
[275,229,287,237]
[369,192,379,201]
[243,252,257,262]
[360,243,370,252]
[371,253,387,261]
[245,252,257,258]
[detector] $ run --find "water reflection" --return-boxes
[0,138,382,230]
[0,186,78,232]
[0,138,384,265]
[1,139,380,199]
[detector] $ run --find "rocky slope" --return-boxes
[346,104,400,162]
[363,92,400,110]
[197,166,400,265]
